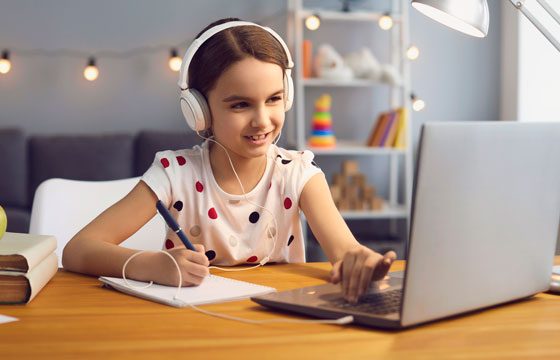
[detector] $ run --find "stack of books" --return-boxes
[366,107,408,149]
[0,233,58,304]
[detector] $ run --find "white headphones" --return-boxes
[178,21,294,132]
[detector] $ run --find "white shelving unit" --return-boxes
[286,0,413,244]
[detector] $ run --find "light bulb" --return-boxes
[83,57,99,81]
[168,48,182,72]
[0,50,11,74]
[406,45,420,60]
[378,13,393,30]
[305,14,321,31]
[411,94,425,111]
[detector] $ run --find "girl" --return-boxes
[62,18,396,304]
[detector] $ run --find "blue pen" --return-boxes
[156,200,196,251]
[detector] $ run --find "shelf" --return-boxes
[340,205,408,219]
[303,78,396,88]
[299,9,401,22]
[306,140,405,156]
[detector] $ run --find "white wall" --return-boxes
[501,0,560,122]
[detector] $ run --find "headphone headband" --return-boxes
[178,21,294,90]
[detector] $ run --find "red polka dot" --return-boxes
[284,197,292,209]
[208,207,218,219]
[160,158,170,168]
[165,239,174,249]
[269,182,272,189]
[196,181,204,192]
[247,256,258,263]
[176,156,186,166]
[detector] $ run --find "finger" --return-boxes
[384,250,397,262]
[342,253,356,301]
[330,261,343,284]
[347,252,366,303]
[357,257,377,300]
[182,272,206,286]
[372,254,395,281]
[194,244,206,254]
[185,248,210,267]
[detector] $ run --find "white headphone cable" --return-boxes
[122,249,354,326]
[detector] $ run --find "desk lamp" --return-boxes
[411,0,560,52]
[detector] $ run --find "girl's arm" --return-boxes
[299,173,396,303]
[62,180,209,286]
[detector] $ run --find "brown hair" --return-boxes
[188,18,289,98]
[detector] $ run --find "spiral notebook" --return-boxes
[99,275,276,308]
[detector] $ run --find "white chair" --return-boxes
[29,177,166,268]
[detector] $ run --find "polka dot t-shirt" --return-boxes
[141,141,323,265]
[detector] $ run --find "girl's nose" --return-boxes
[251,105,271,129]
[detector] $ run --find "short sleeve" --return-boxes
[294,150,324,197]
[140,150,177,207]
[275,148,324,201]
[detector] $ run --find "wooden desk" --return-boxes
[1,259,559,359]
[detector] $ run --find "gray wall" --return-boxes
[0,0,501,137]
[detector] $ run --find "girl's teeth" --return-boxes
[250,134,266,140]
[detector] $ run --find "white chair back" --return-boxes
[29,177,165,267]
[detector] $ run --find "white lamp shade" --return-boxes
[412,0,489,38]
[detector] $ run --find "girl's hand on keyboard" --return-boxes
[330,246,396,304]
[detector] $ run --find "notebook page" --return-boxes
[99,275,276,307]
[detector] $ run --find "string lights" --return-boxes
[411,93,426,111]
[305,14,321,31]
[83,57,99,81]
[378,12,394,30]
[406,45,420,60]
[0,50,11,74]
[168,48,182,72]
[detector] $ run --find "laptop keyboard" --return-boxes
[328,289,402,315]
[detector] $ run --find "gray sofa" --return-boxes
[0,128,200,233]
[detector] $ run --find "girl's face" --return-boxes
[207,57,285,161]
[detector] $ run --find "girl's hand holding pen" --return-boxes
[154,244,210,287]
[330,246,397,304]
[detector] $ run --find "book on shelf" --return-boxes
[0,232,58,304]
[366,107,407,148]
[302,39,313,78]
[393,107,408,149]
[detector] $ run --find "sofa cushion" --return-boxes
[134,130,201,176]
[4,206,30,233]
[29,134,135,198]
[0,128,27,207]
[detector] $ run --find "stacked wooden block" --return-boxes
[329,160,385,211]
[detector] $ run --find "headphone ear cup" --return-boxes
[284,71,294,112]
[180,89,211,132]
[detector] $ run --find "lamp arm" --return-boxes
[509,0,560,52]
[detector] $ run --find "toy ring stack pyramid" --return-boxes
[308,94,336,148]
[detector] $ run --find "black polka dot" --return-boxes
[281,159,292,165]
[173,201,183,211]
[311,161,320,168]
[205,250,216,261]
[249,211,260,223]
[276,155,282,159]
[287,235,295,246]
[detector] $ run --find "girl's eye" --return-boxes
[231,101,249,109]
[267,96,283,103]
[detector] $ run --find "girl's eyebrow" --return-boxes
[222,89,284,102]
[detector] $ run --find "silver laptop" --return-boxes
[252,121,560,329]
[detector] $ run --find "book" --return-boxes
[393,107,408,149]
[302,39,313,78]
[366,112,385,146]
[382,111,399,147]
[370,112,391,147]
[0,252,58,304]
[378,111,397,147]
[0,233,58,304]
[99,274,276,308]
[0,232,57,271]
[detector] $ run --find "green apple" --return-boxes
[0,205,7,239]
